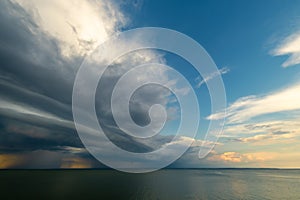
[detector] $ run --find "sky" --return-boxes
[1,0,300,169]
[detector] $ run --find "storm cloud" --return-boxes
[0,0,200,168]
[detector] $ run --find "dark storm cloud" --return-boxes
[0,0,192,169]
[0,0,159,163]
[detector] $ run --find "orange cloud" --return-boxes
[0,154,26,168]
[208,151,277,163]
[60,157,92,169]
[0,151,93,169]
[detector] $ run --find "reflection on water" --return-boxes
[0,169,300,199]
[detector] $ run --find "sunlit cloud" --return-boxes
[13,0,126,57]
[0,151,70,168]
[60,157,93,169]
[0,154,26,168]
[208,151,277,163]
[272,31,300,67]
[207,82,300,124]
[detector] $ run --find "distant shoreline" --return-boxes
[0,168,299,170]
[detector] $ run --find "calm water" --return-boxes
[0,169,300,199]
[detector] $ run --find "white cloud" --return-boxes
[207,80,300,148]
[13,0,126,57]
[207,82,300,124]
[195,67,230,88]
[272,31,300,67]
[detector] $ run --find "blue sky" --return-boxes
[134,0,300,97]
[1,0,300,169]
[127,0,300,168]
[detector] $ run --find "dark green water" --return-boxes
[0,169,300,199]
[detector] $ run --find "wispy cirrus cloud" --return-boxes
[207,82,300,124]
[224,118,300,135]
[235,132,295,144]
[272,31,300,67]
[195,67,230,88]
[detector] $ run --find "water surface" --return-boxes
[0,169,299,199]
